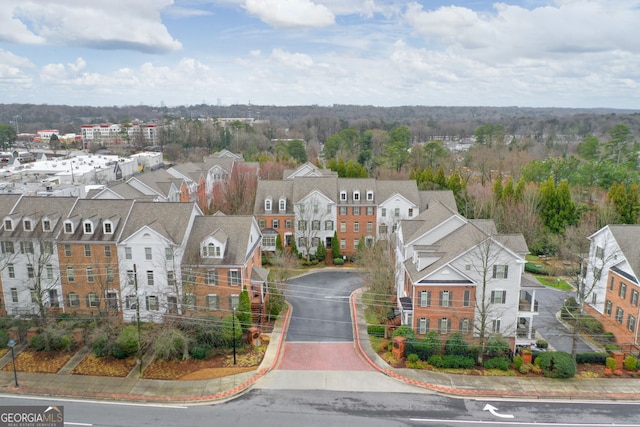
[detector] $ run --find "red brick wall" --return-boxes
[337,205,376,256]
[412,284,476,338]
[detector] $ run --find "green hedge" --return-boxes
[367,325,385,337]
[484,357,510,371]
[333,257,345,265]
[428,354,475,369]
[575,352,608,365]
[525,262,548,275]
[536,351,576,378]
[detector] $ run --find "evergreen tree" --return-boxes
[503,178,515,201]
[608,182,640,224]
[434,166,446,188]
[331,231,340,259]
[539,177,578,234]
[275,234,283,252]
[237,288,252,331]
[493,178,504,203]
[316,240,326,261]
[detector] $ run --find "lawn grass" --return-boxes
[535,275,574,291]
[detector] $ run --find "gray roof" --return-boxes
[183,215,256,267]
[608,225,640,280]
[401,200,460,243]
[376,180,420,206]
[292,176,337,203]
[132,169,182,197]
[1,196,77,239]
[60,199,135,242]
[0,194,22,220]
[119,201,198,244]
[103,181,153,200]
[254,180,295,215]
[419,190,458,211]
[170,162,205,182]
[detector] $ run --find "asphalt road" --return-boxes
[2,391,640,427]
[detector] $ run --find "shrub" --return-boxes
[236,290,252,331]
[576,352,608,365]
[392,325,417,340]
[428,354,474,369]
[92,335,110,357]
[190,345,209,360]
[221,314,242,348]
[445,333,468,356]
[485,336,510,357]
[513,355,524,370]
[605,357,617,370]
[407,353,420,364]
[519,363,533,374]
[410,331,441,361]
[484,357,510,371]
[535,339,549,349]
[154,328,188,360]
[0,330,8,347]
[624,356,637,371]
[333,257,345,265]
[536,351,576,378]
[605,344,620,351]
[29,333,47,351]
[316,241,326,262]
[599,332,616,344]
[367,325,385,338]
[115,326,139,359]
[525,262,548,275]
[59,335,75,351]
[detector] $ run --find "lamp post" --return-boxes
[232,307,237,365]
[7,339,18,387]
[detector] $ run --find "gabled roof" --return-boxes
[284,162,336,179]
[401,200,461,244]
[130,169,182,197]
[292,176,337,203]
[1,196,77,238]
[254,180,295,215]
[183,215,257,267]
[0,194,22,220]
[419,190,458,211]
[60,199,135,242]
[606,225,640,281]
[119,201,198,244]
[376,180,421,206]
[98,181,153,200]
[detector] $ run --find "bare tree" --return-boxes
[22,238,61,319]
[357,238,395,324]
[294,195,332,262]
[208,163,258,215]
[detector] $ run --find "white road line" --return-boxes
[0,394,187,409]
[410,419,640,426]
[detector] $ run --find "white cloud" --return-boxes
[1,0,182,53]
[0,50,34,86]
[244,0,335,28]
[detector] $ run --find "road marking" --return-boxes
[0,394,187,409]
[324,296,350,299]
[483,403,514,418]
[410,419,640,426]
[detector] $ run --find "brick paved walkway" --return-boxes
[278,342,373,371]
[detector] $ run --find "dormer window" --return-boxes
[83,221,93,234]
[340,190,347,201]
[42,219,51,232]
[64,221,73,234]
[265,198,272,211]
[353,191,360,201]
[204,242,222,258]
[4,219,13,231]
[279,198,286,211]
[23,220,32,231]
[366,191,374,201]
[103,221,113,234]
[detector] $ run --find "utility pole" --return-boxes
[134,264,143,375]
[232,307,237,365]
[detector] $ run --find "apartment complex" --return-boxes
[0,195,268,323]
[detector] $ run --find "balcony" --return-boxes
[518,299,539,312]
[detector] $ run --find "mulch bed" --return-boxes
[2,350,74,373]
[72,354,137,377]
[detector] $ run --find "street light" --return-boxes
[7,339,18,388]
[232,307,237,365]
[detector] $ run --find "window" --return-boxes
[147,271,154,286]
[103,222,113,234]
[167,271,175,287]
[491,290,507,304]
[381,208,386,217]
[379,224,388,234]
[592,293,597,305]
[4,219,13,231]
[418,318,429,334]
[20,241,34,254]
[311,237,319,247]
[439,318,450,334]
[84,244,91,257]
[206,270,218,285]
[146,295,159,311]
[87,293,99,308]
[67,266,74,282]
[492,265,509,279]
[632,289,639,306]
[353,239,359,249]
[367,222,373,232]
[84,222,93,234]
[279,198,286,211]
[366,207,374,216]
[366,191,374,201]
[265,199,272,211]
[609,276,615,291]
[340,191,347,201]
[298,237,306,247]
[340,239,346,249]
[106,266,114,283]
[64,244,71,257]
[126,295,138,309]
[619,283,627,299]
[8,264,15,278]
[595,246,604,259]
[326,205,332,214]
[353,207,361,215]
[299,205,305,214]
[145,247,152,260]
[86,266,94,282]
[184,294,196,310]
[23,220,32,231]
[105,291,118,311]
[313,204,319,214]
[408,208,414,217]
[272,219,280,229]
[105,245,112,257]
[354,222,359,232]
[229,270,241,286]
[353,191,360,201]
[460,318,471,334]
[325,220,334,230]
[1,241,14,254]
[297,220,306,230]
[492,319,501,333]
[205,243,221,258]
[10,288,18,303]
[340,222,346,232]
[46,264,53,280]
[285,219,292,229]
[312,220,320,230]
[125,247,132,259]
[68,293,80,307]
[207,294,219,310]
[605,300,612,315]
[394,208,400,217]
[339,206,347,215]
[419,290,431,307]
[165,247,173,260]
[27,264,34,278]
[230,294,240,309]
[463,290,471,307]
[594,267,602,281]
[263,235,276,247]
[127,270,135,285]
[615,307,624,324]
[64,222,73,233]
[258,219,266,229]
[42,220,51,232]
[628,315,636,332]
[440,290,451,307]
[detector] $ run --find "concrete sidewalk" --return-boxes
[1,288,639,404]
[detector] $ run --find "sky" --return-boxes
[0,0,639,109]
